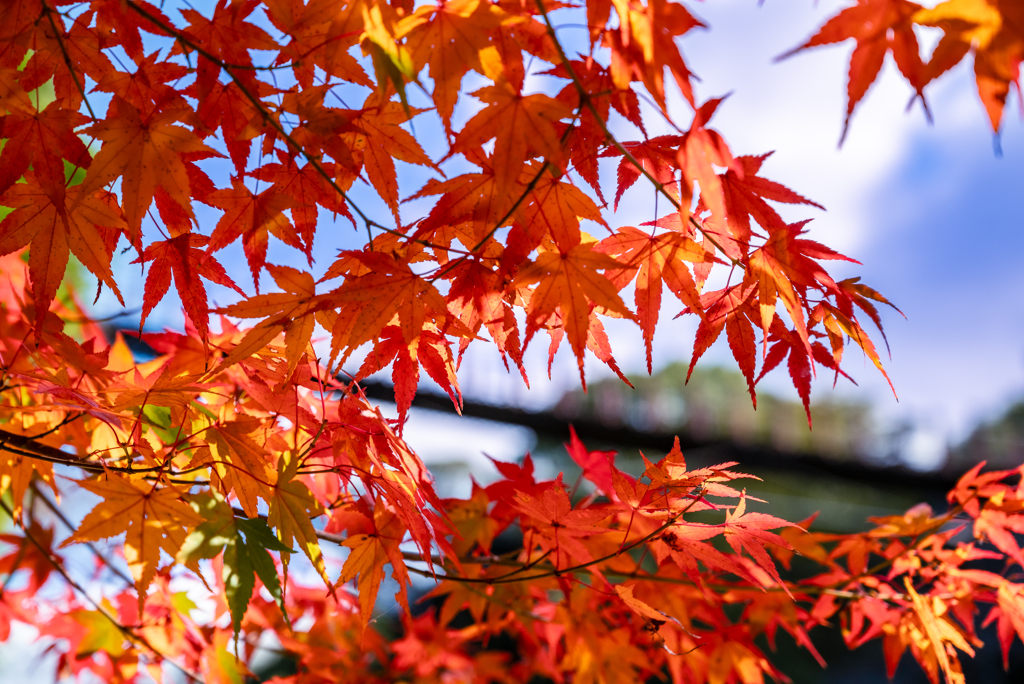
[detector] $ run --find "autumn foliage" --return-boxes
[0,0,1021,682]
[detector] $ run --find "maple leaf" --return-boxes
[216,265,326,381]
[0,178,126,330]
[914,0,1024,133]
[720,153,824,244]
[191,81,267,177]
[994,582,1024,668]
[269,452,331,588]
[602,0,703,110]
[614,583,688,644]
[814,300,895,396]
[752,320,818,422]
[195,416,277,519]
[835,276,903,353]
[263,0,373,90]
[356,324,461,426]
[206,179,299,292]
[513,474,610,568]
[601,135,681,211]
[0,447,56,520]
[723,494,796,591]
[406,158,512,248]
[202,629,254,684]
[398,0,505,132]
[521,170,608,253]
[344,93,439,223]
[63,474,202,610]
[135,233,244,348]
[0,68,34,117]
[597,226,711,372]
[177,493,292,635]
[177,0,279,99]
[446,485,500,557]
[782,0,929,143]
[0,523,55,592]
[323,251,466,368]
[747,220,860,365]
[448,81,571,204]
[251,151,354,258]
[677,98,738,223]
[547,60,645,203]
[514,241,632,382]
[903,577,973,684]
[541,305,632,386]
[444,259,526,377]
[0,101,90,200]
[92,50,191,119]
[13,10,111,109]
[565,425,617,496]
[340,507,411,628]
[683,282,756,389]
[90,0,178,62]
[75,97,218,243]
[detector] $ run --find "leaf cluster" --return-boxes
[0,0,1019,683]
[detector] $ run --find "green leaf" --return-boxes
[237,517,293,630]
[70,607,126,657]
[237,516,293,554]
[178,493,236,576]
[178,497,294,636]
[222,537,256,636]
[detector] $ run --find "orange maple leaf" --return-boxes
[63,474,202,610]
[323,251,466,367]
[356,324,461,425]
[339,507,411,628]
[597,226,712,372]
[513,475,610,568]
[406,155,511,248]
[515,241,632,382]
[602,0,703,110]
[216,264,326,381]
[0,178,125,330]
[448,81,571,203]
[398,0,505,131]
[914,0,1024,133]
[782,0,929,143]
[135,233,244,347]
[269,452,331,588]
[197,417,276,519]
[0,101,90,200]
[720,153,824,244]
[344,93,439,223]
[75,97,218,242]
[206,179,298,292]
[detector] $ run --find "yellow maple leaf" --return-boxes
[268,451,330,587]
[63,474,202,609]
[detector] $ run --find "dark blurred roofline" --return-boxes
[111,327,957,494]
[356,379,959,494]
